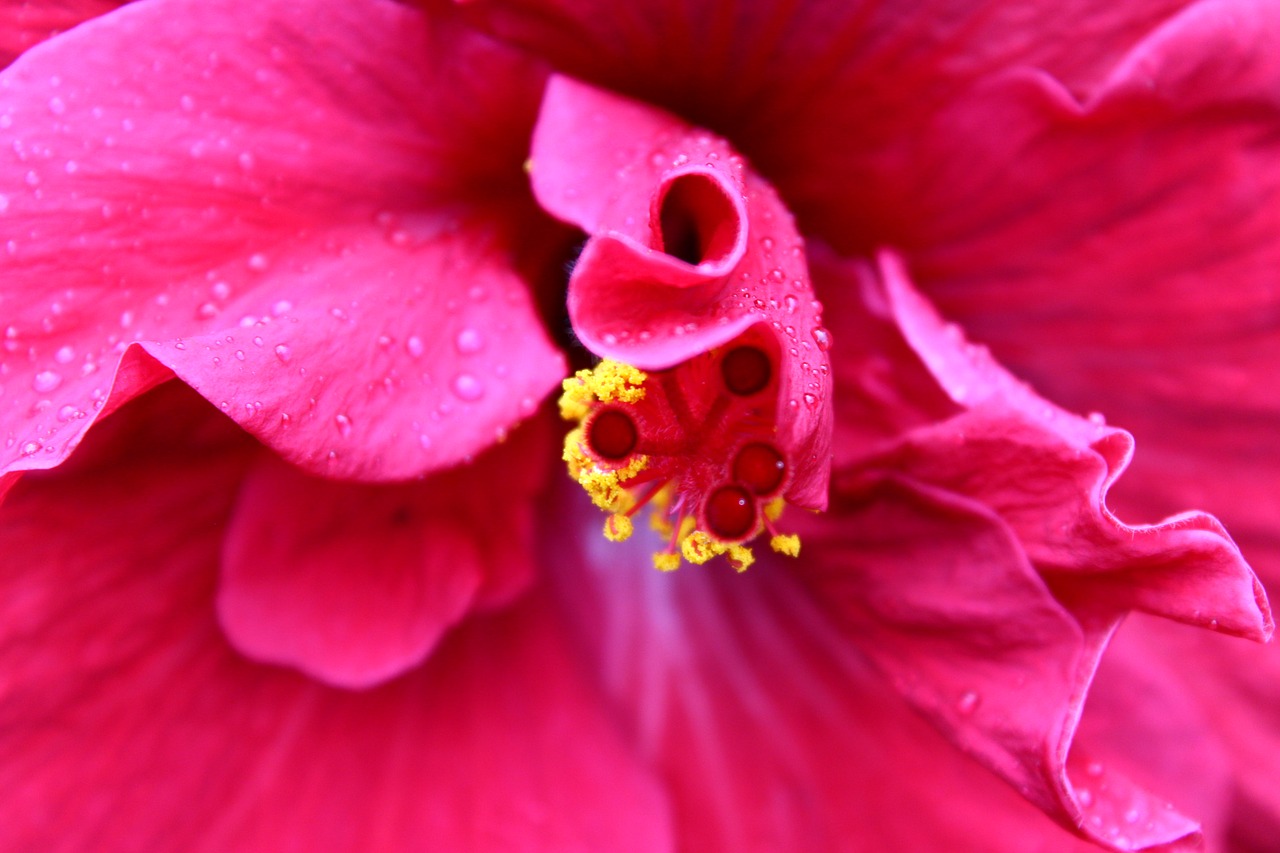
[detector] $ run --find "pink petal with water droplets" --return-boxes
[218,418,550,689]
[0,0,129,69]
[0,0,562,482]
[531,75,831,507]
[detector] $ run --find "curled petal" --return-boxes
[0,0,562,483]
[531,75,832,507]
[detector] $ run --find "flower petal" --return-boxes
[0,0,127,69]
[794,474,1203,850]
[817,248,1272,641]
[462,0,1198,245]
[550,484,1202,852]
[218,418,550,689]
[0,0,563,483]
[894,0,1280,563]
[0,385,673,850]
[531,75,832,507]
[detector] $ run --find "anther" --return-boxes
[704,484,757,541]
[586,408,638,460]
[732,442,787,496]
[720,345,772,396]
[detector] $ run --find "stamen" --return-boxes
[559,335,803,571]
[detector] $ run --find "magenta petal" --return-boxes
[551,485,1187,852]
[795,475,1205,850]
[0,0,128,69]
[531,75,832,507]
[896,0,1280,559]
[820,249,1272,642]
[0,0,562,481]
[218,419,549,689]
[0,388,672,850]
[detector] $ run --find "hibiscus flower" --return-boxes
[1,0,1277,850]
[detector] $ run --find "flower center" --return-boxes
[560,325,803,571]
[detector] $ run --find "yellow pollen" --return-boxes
[764,497,786,523]
[604,513,634,542]
[653,552,682,572]
[770,534,801,557]
[681,530,724,565]
[726,544,755,572]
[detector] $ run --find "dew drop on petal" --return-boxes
[956,690,980,716]
[273,344,291,363]
[811,326,832,352]
[454,327,483,354]
[406,336,424,358]
[334,413,353,438]
[53,345,75,364]
[451,373,484,401]
[32,370,62,393]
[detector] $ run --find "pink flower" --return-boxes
[0,0,1276,850]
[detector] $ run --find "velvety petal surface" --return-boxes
[0,383,674,851]
[531,76,832,507]
[793,248,1270,848]
[0,0,127,69]
[218,418,550,689]
[549,484,1221,852]
[0,0,563,484]
[462,0,1196,245]
[888,0,1280,572]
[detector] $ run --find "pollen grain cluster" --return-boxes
[559,339,803,572]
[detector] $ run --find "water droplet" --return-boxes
[47,97,66,116]
[211,281,231,300]
[197,302,218,319]
[784,294,799,314]
[271,299,292,317]
[334,413,353,438]
[1124,807,1140,824]
[454,327,483,354]
[234,350,245,361]
[406,336,424,358]
[20,440,42,456]
[1078,788,1094,807]
[451,373,484,401]
[759,236,774,253]
[53,345,75,364]
[956,690,980,715]
[32,370,62,393]
[273,344,291,363]
[237,151,255,171]
[56,404,82,422]
[247,253,268,272]
[1087,411,1107,426]
[1086,761,1104,777]
[811,326,832,351]
[768,268,785,283]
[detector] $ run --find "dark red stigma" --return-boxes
[705,484,757,540]
[732,442,787,497]
[587,408,639,460]
[720,345,772,396]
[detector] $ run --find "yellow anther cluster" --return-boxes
[559,359,647,422]
[770,534,801,557]
[676,530,755,572]
[604,513,633,542]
